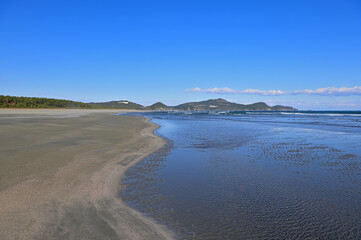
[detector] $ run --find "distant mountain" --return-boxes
[173,98,297,111]
[89,100,145,110]
[147,102,170,110]
[174,98,240,111]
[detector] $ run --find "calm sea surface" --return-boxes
[120,111,361,239]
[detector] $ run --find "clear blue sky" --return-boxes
[1,0,360,109]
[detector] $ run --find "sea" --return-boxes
[119,111,361,239]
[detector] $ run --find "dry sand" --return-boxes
[0,109,174,240]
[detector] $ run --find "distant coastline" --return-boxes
[1,95,297,111]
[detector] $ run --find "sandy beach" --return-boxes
[0,109,173,240]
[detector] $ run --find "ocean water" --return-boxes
[120,111,361,239]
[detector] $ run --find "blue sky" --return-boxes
[1,0,360,109]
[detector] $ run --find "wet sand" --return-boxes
[0,109,173,240]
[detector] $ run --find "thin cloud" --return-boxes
[185,87,283,95]
[241,89,286,95]
[186,86,361,96]
[292,86,361,96]
[186,87,237,94]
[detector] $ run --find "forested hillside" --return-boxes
[0,95,104,109]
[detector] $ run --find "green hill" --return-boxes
[174,98,240,111]
[173,98,297,111]
[89,100,145,110]
[147,102,170,110]
[270,105,297,111]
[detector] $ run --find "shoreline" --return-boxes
[0,109,174,239]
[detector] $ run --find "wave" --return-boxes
[280,112,361,117]
[158,111,361,117]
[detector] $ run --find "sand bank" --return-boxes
[0,109,174,240]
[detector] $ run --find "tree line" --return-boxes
[0,95,111,109]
